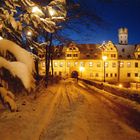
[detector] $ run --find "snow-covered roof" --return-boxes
[53,43,138,60]
[116,44,136,59]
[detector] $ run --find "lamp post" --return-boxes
[79,66,85,78]
[102,56,107,82]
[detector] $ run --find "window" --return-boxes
[112,62,116,68]
[111,54,116,58]
[59,71,62,76]
[138,55,140,58]
[97,62,101,67]
[54,62,58,67]
[115,73,117,77]
[60,62,63,67]
[73,54,78,57]
[106,73,108,77]
[89,62,93,67]
[135,73,138,77]
[127,62,131,67]
[67,54,71,57]
[110,73,113,77]
[127,73,131,77]
[90,73,93,77]
[80,62,84,67]
[54,72,57,76]
[105,62,109,67]
[95,73,99,77]
[135,62,138,68]
[74,62,78,66]
[120,62,124,68]
[67,62,70,67]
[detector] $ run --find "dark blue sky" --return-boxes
[62,0,140,44]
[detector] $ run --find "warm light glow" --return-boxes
[79,66,85,72]
[32,6,43,16]
[0,36,3,40]
[102,56,107,61]
[48,7,56,17]
[119,84,122,88]
[27,31,32,36]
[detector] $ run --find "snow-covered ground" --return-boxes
[0,78,140,140]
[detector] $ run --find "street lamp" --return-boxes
[79,66,85,78]
[26,31,32,37]
[102,56,107,82]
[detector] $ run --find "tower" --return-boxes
[118,27,128,45]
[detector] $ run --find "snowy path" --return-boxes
[0,79,140,140]
[40,79,140,140]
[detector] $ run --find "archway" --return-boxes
[71,71,79,78]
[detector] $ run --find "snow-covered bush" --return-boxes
[0,39,35,111]
[0,39,35,92]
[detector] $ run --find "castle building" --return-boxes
[39,28,140,88]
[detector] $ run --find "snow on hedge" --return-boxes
[0,57,35,92]
[0,39,35,73]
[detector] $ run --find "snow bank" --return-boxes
[81,79,140,103]
[0,57,35,92]
[0,39,35,73]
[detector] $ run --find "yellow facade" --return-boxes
[39,41,140,83]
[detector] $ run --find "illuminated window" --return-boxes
[74,62,78,66]
[127,62,131,67]
[105,62,109,67]
[59,71,62,76]
[135,62,138,68]
[60,62,63,67]
[97,62,101,67]
[67,62,70,67]
[120,62,124,67]
[127,73,131,77]
[54,62,58,67]
[89,62,93,67]
[90,73,93,77]
[112,62,116,68]
[80,62,84,67]
[135,73,138,77]
[42,62,45,67]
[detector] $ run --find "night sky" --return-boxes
[37,0,140,44]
